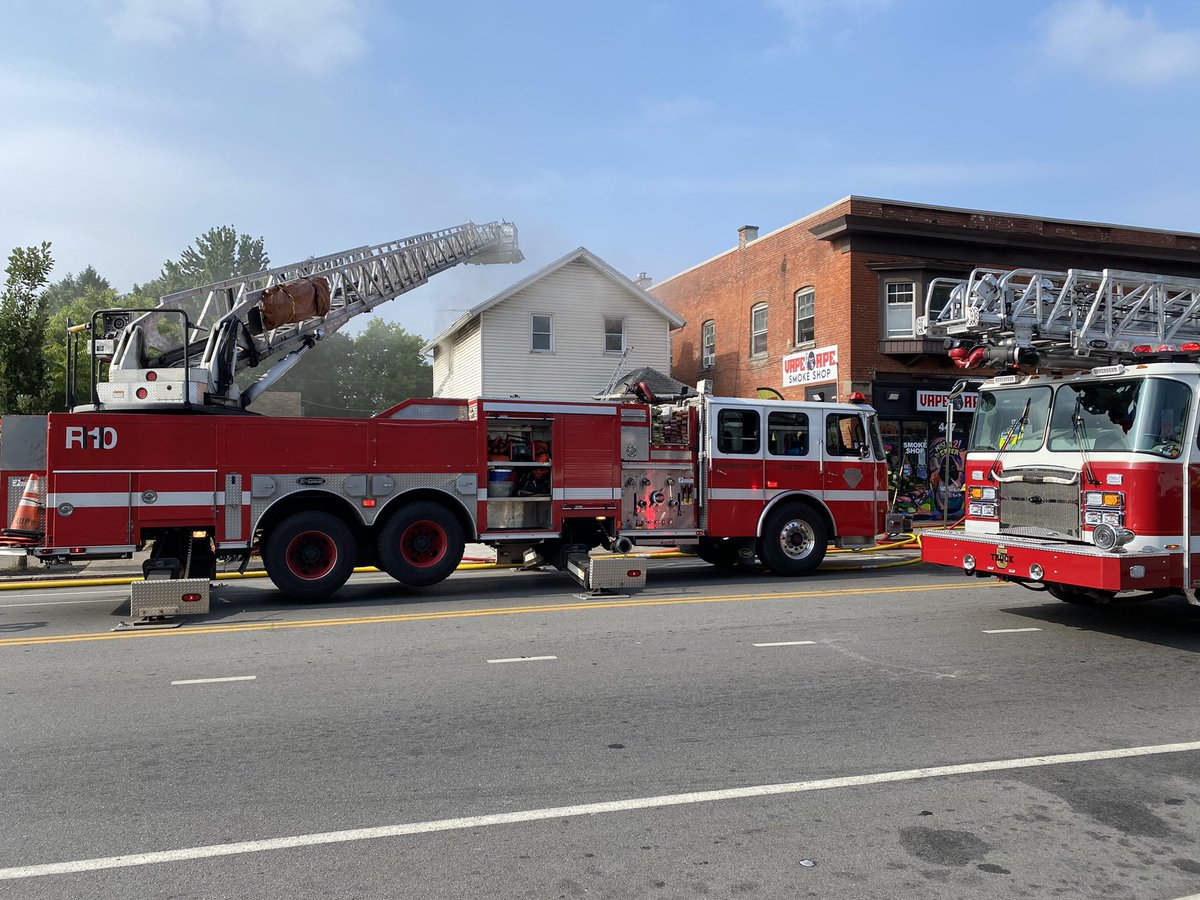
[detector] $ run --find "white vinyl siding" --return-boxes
[430,318,483,399]
[479,258,673,399]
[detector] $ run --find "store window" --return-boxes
[750,303,768,357]
[794,288,815,346]
[701,320,715,369]
[886,282,916,337]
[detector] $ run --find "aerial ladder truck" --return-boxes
[917,266,1200,606]
[0,220,893,623]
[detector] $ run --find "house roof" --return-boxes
[599,365,696,401]
[421,246,687,354]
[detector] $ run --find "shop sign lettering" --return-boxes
[782,345,838,388]
[916,390,979,412]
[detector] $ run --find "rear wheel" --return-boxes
[264,511,356,601]
[378,502,465,587]
[758,504,827,576]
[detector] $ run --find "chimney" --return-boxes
[634,272,653,289]
[738,225,759,249]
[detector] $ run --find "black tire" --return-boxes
[377,502,465,587]
[695,538,740,568]
[757,504,828,576]
[264,511,356,601]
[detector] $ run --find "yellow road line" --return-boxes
[0,580,1001,648]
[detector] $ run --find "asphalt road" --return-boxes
[2,559,1200,899]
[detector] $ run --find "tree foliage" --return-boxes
[6,226,433,417]
[268,320,432,417]
[0,243,55,414]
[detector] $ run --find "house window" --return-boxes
[794,288,815,346]
[750,303,768,357]
[701,320,715,369]
[886,282,915,338]
[604,317,624,353]
[531,314,554,352]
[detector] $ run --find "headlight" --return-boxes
[1085,491,1123,508]
[963,554,977,573]
[1029,563,1044,581]
[969,502,997,518]
[1084,510,1122,527]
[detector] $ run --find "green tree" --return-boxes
[42,266,113,316]
[267,321,432,417]
[129,225,269,306]
[45,282,120,410]
[0,242,55,414]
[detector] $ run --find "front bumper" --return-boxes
[921,529,1175,592]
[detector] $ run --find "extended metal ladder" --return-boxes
[91,221,522,410]
[917,267,1200,368]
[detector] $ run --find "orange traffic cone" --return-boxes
[3,474,44,538]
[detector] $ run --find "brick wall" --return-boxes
[652,196,1200,402]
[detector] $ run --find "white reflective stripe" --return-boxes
[824,490,886,503]
[486,402,616,416]
[479,531,559,539]
[135,492,215,507]
[562,488,620,500]
[710,488,881,503]
[47,492,128,508]
[214,493,252,507]
[49,492,217,508]
[55,469,216,475]
[709,489,763,500]
[477,489,489,501]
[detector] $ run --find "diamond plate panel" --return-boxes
[130,577,210,617]
[248,473,479,534]
[224,473,243,540]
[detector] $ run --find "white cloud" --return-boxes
[1037,0,1200,85]
[106,0,367,74]
[109,0,212,44]
[764,0,892,47]
[220,0,368,75]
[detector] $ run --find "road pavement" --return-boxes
[2,559,1200,898]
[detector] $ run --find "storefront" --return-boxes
[871,382,977,520]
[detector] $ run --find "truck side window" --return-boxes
[826,413,868,457]
[768,411,809,456]
[717,409,760,454]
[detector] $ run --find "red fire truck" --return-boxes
[0,223,896,619]
[917,266,1200,607]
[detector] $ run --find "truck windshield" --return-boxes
[970,386,1051,452]
[1047,377,1191,458]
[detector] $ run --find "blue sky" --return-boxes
[2,0,1199,342]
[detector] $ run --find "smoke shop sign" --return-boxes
[916,390,980,412]
[782,345,838,388]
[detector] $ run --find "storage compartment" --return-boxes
[486,418,554,529]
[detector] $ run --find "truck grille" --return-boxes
[998,468,1080,540]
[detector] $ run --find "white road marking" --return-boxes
[3,739,1198,881]
[982,627,1043,634]
[170,676,257,686]
[486,656,557,664]
[753,641,817,648]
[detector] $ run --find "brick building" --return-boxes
[650,196,1200,517]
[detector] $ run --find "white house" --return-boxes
[422,247,686,400]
